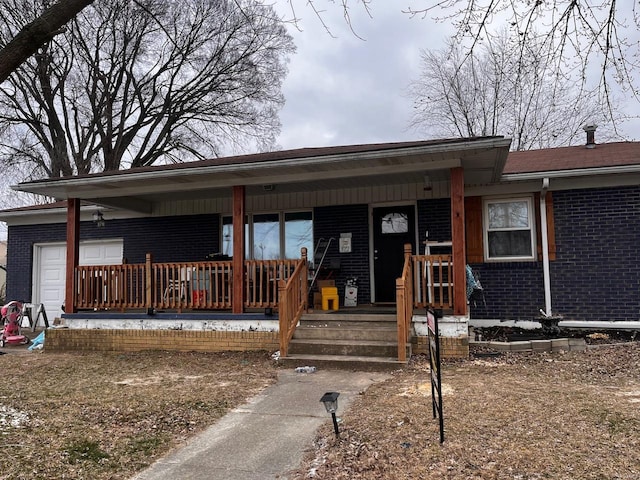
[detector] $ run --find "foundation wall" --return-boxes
[46,328,278,353]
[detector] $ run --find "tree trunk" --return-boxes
[0,0,95,83]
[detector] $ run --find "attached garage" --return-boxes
[33,239,123,320]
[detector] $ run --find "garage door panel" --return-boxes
[42,246,65,262]
[42,268,64,282]
[42,288,63,303]
[104,244,123,262]
[80,245,102,263]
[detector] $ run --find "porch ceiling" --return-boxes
[14,137,511,213]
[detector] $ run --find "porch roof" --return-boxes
[11,137,511,213]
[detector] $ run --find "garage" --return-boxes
[33,240,123,321]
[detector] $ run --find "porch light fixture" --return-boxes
[320,391,340,437]
[423,174,432,191]
[92,210,105,228]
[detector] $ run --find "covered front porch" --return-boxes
[66,241,459,362]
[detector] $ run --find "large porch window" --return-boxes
[222,211,313,260]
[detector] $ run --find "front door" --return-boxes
[372,205,416,303]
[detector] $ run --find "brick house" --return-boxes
[1,132,638,361]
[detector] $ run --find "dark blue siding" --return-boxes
[551,186,640,322]
[6,214,219,303]
[467,262,544,321]
[417,198,451,244]
[313,204,370,303]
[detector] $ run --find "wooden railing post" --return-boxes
[278,278,289,356]
[301,247,308,311]
[396,277,407,362]
[145,253,153,310]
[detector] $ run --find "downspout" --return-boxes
[540,178,552,316]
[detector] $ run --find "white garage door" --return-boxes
[34,240,123,321]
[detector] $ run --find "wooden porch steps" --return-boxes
[279,312,410,371]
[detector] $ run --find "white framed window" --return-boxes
[222,211,313,260]
[483,196,535,261]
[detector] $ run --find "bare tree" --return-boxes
[408,35,618,151]
[0,0,294,178]
[408,2,638,117]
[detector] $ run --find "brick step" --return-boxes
[288,338,410,358]
[278,353,407,371]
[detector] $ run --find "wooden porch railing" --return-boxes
[245,259,299,309]
[278,248,308,357]
[411,254,454,310]
[395,246,454,362]
[74,253,304,312]
[75,263,147,310]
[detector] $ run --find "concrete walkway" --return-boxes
[131,368,390,480]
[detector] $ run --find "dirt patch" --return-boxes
[290,343,640,479]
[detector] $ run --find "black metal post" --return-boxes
[331,412,340,437]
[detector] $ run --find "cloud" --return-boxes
[275,2,450,149]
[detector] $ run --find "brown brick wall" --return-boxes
[412,335,469,359]
[46,329,279,353]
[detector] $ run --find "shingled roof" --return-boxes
[504,142,640,174]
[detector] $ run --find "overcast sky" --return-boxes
[273,2,451,150]
[273,2,639,150]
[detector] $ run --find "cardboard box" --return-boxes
[317,279,335,288]
[313,292,322,309]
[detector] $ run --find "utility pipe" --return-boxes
[540,178,552,316]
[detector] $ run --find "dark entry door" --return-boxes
[372,205,416,303]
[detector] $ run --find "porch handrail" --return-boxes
[278,248,308,357]
[396,244,414,362]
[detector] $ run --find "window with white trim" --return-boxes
[483,197,535,261]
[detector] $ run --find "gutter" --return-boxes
[502,163,640,182]
[540,178,552,316]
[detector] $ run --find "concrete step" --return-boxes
[278,353,407,372]
[288,338,410,358]
[302,312,396,323]
[293,325,397,342]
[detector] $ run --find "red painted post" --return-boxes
[450,167,467,316]
[232,186,246,314]
[65,198,80,314]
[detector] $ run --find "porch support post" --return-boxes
[65,198,80,314]
[232,185,245,314]
[450,167,467,316]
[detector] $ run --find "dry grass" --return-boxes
[290,343,640,480]
[0,350,278,480]
[2,342,639,480]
